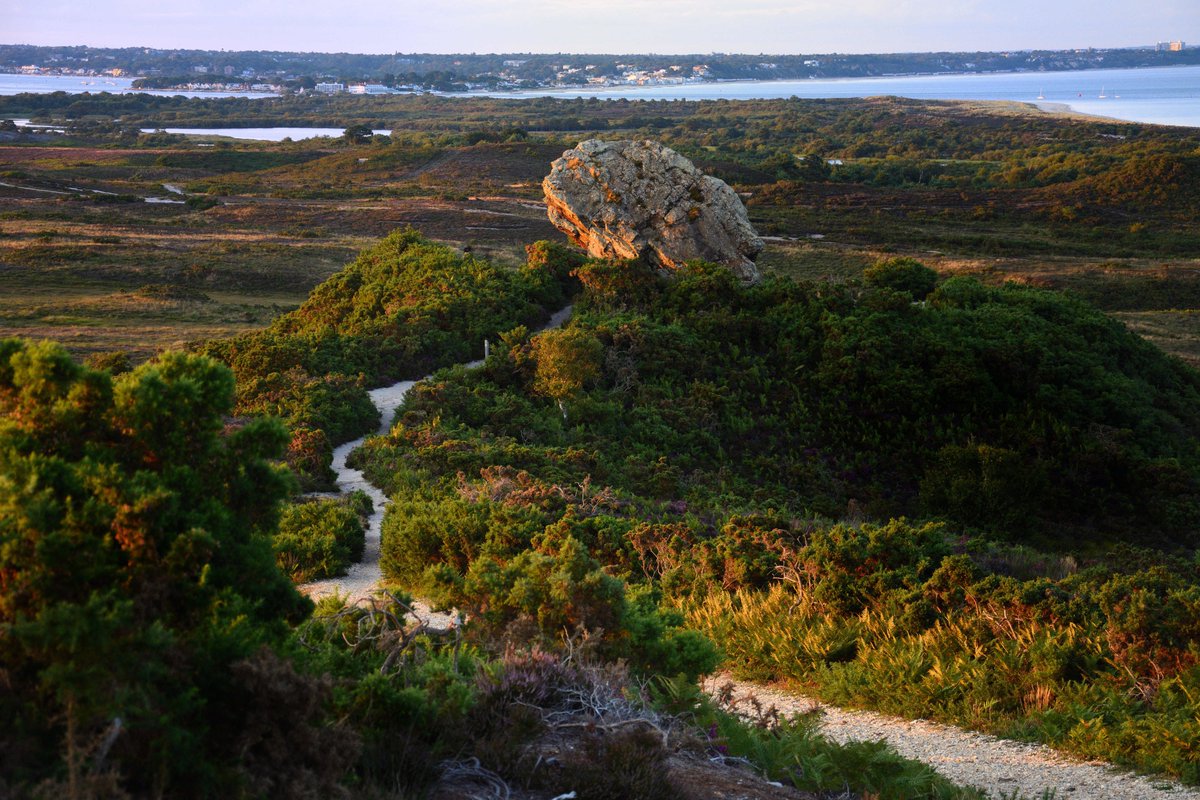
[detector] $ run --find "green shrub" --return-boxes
[273,495,368,582]
[0,339,312,795]
[862,256,939,299]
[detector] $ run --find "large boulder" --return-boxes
[543,139,763,282]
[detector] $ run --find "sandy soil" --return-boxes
[710,676,1200,800]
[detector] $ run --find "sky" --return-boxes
[2,0,1198,55]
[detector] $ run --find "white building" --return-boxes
[348,84,394,95]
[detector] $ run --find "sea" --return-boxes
[481,65,1200,129]
[2,65,1198,138]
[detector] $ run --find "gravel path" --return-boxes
[709,676,1200,800]
[298,305,574,628]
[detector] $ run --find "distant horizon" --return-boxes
[2,0,1196,57]
[0,41,1193,59]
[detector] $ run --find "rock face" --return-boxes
[543,139,763,282]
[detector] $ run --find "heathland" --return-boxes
[2,92,1200,798]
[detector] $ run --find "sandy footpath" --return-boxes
[710,676,1200,800]
[299,305,574,627]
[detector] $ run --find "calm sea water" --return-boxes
[3,65,1197,131]
[0,72,276,99]
[483,65,1200,128]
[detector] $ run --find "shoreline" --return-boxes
[3,64,1196,129]
[464,61,1198,96]
[5,60,1197,88]
[448,64,1200,128]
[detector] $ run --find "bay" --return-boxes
[3,65,1198,128]
[471,65,1200,128]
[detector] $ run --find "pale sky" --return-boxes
[2,0,1197,55]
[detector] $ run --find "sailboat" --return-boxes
[1037,88,1045,100]
[1099,87,1107,98]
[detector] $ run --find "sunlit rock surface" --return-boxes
[543,139,763,282]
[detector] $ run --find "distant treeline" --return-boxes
[3,43,1198,87]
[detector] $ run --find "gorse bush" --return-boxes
[273,492,370,582]
[862,255,939,299]
[0,339,331,796]
[683,528,1200,781]
[295,596,483,796]
[376,470,719,682]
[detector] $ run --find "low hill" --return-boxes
[364,256,1200,548]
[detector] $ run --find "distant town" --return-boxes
[1,42,1196,94]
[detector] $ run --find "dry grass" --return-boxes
[0,177,556,360]
[1112,309,1200,366]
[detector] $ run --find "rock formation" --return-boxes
[542,139,763,282]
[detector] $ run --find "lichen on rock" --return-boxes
[543,139,763,282]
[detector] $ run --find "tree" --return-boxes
[530,328,603,421]
[0,339,318,796]
[342,123,374,145]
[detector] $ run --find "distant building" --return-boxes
[503,59,527,67]
[315,82,344,94]
[192,65,209,74]
[348,84,394,95]
[1157,41,1186,51]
